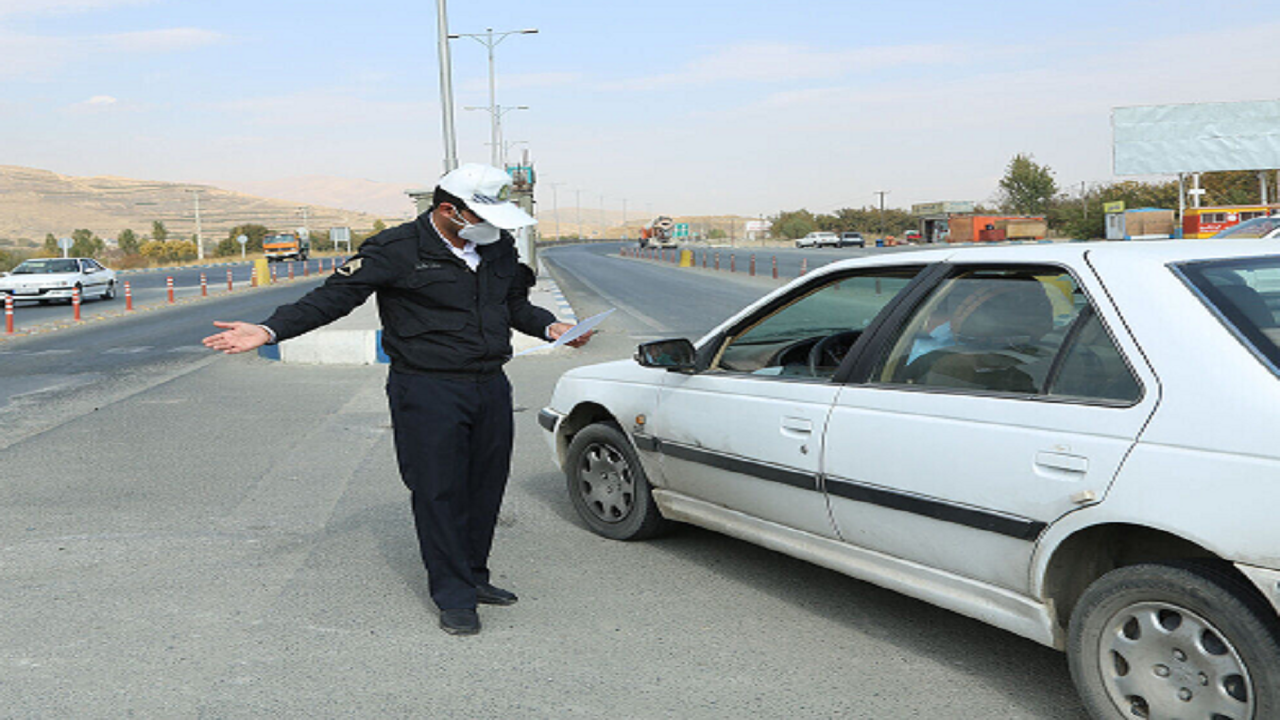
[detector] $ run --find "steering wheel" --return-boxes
[807,330,861,376]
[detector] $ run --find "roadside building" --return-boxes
[1181,204,1280,239]
[1103,203,1177,240]
[947,215,1047,243]
[911,201,975,243]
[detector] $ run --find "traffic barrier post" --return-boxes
[73,287,81,321]
[715,252,720,271]
[800,258,808,276]
[227,269,233,292]
[200,273,208,297]
[288,263,294,281]
[304,261,310,277]
[702,252,707,269]
[731,254,736,273]
[5,294,13,334]
[750,254,756,276]
[772,256,778,279]
[125,281,133,310]
[166,276,174,304]
[271,265,278,283]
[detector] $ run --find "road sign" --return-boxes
[297,227,311,241]
[236,234,248,245]
[675,223,690,238]
[57,237,72,258]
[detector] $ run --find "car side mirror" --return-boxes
[635,338,697,373]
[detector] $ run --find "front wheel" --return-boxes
[564,423,669,541]
[1068,562,1280,720]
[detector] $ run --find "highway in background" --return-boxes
[4,256,346,331]
[0,276,324,450]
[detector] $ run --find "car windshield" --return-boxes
[1177,256,1280,374]
[12,259,80,274]
[1213,216,1280,239]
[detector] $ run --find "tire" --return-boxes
[564,422,669,541]
[1068,562,1280,720]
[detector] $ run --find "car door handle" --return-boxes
[1035,451,1088,474]
[781,416,813,435]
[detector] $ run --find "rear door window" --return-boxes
[1176,256,1280,374]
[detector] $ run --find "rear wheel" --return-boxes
[565,423,669,541]
[1068,562,1280,720]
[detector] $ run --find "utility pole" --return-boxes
[434,0,458,173]
[298,206,311,237]
[546,181,564,239]
[464,105,528,166]
[873,190,890,239]
[185,189,204,260]
[449,27,538,168]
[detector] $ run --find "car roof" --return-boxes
[813,238,1280,275]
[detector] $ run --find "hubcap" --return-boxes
[1097,601,1253,719]
[576,442,635,523]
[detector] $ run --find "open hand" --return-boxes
[203,321,271,354]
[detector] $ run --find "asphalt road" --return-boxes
[5,257,343,331]
[0,245,1087,718]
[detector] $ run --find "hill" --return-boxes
[0,165,395,244]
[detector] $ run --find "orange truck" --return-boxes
[947,215,1047,243]
[263,233,310,262]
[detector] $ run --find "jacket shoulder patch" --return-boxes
[335,258,363,277]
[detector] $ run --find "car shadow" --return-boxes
[523,467,1087,719]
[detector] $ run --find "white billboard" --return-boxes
[1113,99,1280,175]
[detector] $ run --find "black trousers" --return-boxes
[386,369,514,610]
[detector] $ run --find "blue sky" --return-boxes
[2,0,1278,217]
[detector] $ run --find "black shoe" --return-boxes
[439,608,481,635]
[476,583,518,606]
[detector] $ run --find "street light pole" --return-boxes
[449,26,538,168]
[465,105,528,166]
[185,188,204,261]
[873,190,890,240]
[434,0,458,172]
[547,181,564,239]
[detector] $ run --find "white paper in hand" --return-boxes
[514,308,615,357]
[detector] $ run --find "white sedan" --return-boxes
[0,257,117,303]
[1214,213,1280,240]
[541,239,1280,719]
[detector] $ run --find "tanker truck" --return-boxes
[639,216,677,249]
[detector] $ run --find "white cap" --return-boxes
[437,163,537,230]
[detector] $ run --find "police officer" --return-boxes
[202,164,590,636]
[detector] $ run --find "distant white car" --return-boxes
[542,240,1280,719]
[0,257,117,302]
[795,231,840,248]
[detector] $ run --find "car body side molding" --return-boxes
[824,475,1048,541]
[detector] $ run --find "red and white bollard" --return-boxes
[288,263,295,281]
[271,265,278,283]
[200,273,208,297]
[702,252,707,269]
[800,258,808,276]
[5,294,13,334]
[251,267,258,287]
[715,252,720,271]
[749,254,756,276]
[303,260,310,277]
[72,286,82,321]
[227,269,234,292]
[166,276,174,304]
[772,256,778,279]
[730,254,736,273]
[125,281,133,310]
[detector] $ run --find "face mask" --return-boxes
[449,209,502,245]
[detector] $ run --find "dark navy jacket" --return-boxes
[261,214,555,375]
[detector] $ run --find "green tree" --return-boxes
[372,219,387,234]
[706,228,727,240]
[70,228,104,258]
[998,154,1058,215]
[152,220,169,242]
[118,228,140,255]
[44,233,59,257]
[214,238,239,257]
[770,210,817,239]
[227,224,270,253]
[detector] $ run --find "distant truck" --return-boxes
[263,232,310,262]
[639,216,677,249]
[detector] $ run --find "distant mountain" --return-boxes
[216,175,422,220]
[0,165,394,242]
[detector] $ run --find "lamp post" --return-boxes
[546,181,565,239]
[434,0,458,172]
[448,27,538,168]
[464,105,528,167]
